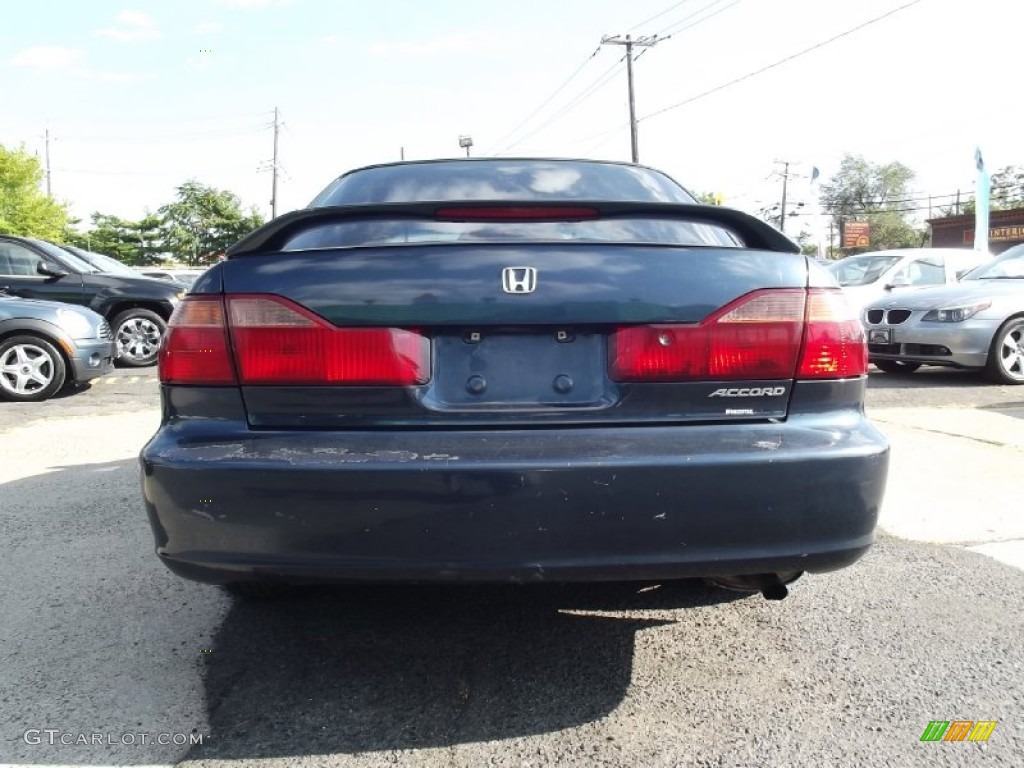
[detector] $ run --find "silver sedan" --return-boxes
[863,245,1024,384]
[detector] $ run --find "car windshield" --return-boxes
[282,216,743,250]
[27,238,99,273]
[310,160,696,206]
[962,247,1024,279]
[828,254,903,286]
[69,248,137,276]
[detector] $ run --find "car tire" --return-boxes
[873,360,922,374]
[0,334,67,402]
[984,316,1024,385]
[111,308,166,367]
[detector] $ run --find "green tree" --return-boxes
[820,154,922,252]
[953,166,1024,215]
[158,181,263,265]
[67,213,164,265]
[692,191,720,205]
[0,144,70,239]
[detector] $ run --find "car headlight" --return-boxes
[921,301,992,322]
[55,308,95,338]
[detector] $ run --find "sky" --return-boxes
[2,0,1019,238]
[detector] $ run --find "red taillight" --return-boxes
[797,289,867,378]
[159,297,237,385]
[610,290,806,381]
[159,295,430,386]
[610,288,867,382]
[434,206,599,221]
[228,296,429,385]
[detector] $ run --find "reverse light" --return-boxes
[796,289,867,378]
[159,297,236,385]
[921,301,991,323]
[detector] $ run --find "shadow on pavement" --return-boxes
[184,580,740,760]
[864,366,983,390]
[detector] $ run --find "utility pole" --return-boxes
[271,107,280,219]
[600,34,660,163]
[44,128,52,197]
[773,160,798,233]
[259,108,283,219]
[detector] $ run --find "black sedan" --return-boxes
[140,159,889,600]
[0,235,183,366]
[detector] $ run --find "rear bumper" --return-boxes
[67,338,115,382]
[140,407,889,585]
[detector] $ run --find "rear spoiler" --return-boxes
[227,200,800,256]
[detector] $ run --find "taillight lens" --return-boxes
[228,296,429,385]
[159,295,429,386]
[610,290,806,381]
[610,288,867,382]
[797,289,867,378]
[159,297,237,385]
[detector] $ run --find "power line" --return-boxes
[639,0,925,123]
[495,56,627,155]
[485,47,601,154]
[633,0,743,64]
[627,0,697,33]
[655,0,740,37]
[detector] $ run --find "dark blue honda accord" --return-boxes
[139,159,888,599]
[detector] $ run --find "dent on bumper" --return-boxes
[140,414,889,584]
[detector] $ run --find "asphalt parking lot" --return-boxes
[1,366,1022,767]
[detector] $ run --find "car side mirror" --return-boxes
[37,260,68,278]
[884,275,911,290]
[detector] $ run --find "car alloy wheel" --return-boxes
[989,318,1024,384]
[0,336,67,401]
[113,309,166,366]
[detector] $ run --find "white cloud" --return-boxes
[97,10,161,42]
[319,34,339,45]
[73,68,142,84]
[186,55,212,73]
[10,46,85,72]
[192,21,224,36]
[215,0,294,8]
[368,34,488,57]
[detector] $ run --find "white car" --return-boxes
[829,248,993,309]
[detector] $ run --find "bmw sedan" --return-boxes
[139,158,889,600]
[864,244,1024,383]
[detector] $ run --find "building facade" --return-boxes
[928,207,1024,254]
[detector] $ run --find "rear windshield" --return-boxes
[310,160,695,206]
[281,217,743,250]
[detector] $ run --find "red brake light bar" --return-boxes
[434,206,599,221]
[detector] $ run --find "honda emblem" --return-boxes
[502,267,538,294]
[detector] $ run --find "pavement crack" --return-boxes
[872,419,1010,448]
